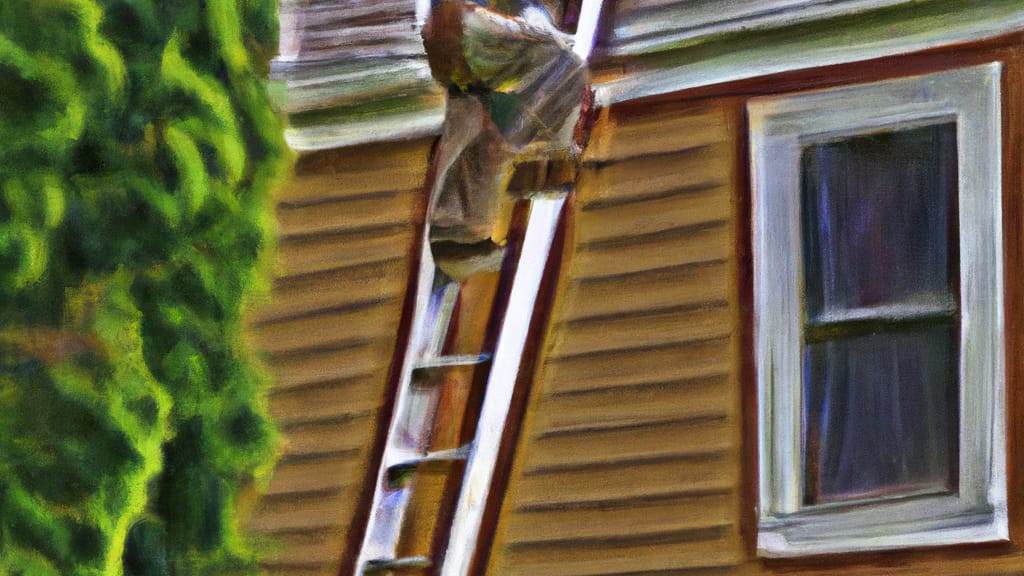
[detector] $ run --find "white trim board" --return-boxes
[603,0,908,58]
[595,3,1024,106]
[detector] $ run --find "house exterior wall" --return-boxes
[246,138,431,575]
[488,33,1024,576]
[486,100,748,575]
[247,4,1024,574]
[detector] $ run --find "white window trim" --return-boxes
[750,63,1006,557]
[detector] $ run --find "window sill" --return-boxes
[758,494,1007,557]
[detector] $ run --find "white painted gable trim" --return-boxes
[595,5,1024,105]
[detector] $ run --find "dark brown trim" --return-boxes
[558,0,581,34]
[999,35,1024,546]
[337,137,436,576]
[731,94,759,562]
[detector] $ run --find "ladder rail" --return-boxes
[355,0,605,568]
[355,230,440,570]
[354,196,565,574]
[440,195,566,576]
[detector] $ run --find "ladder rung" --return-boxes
[386,444,472,487]
[389,444,472,469]
[412,353,490,370]
[431,240,507,280]
[364,556,432,573]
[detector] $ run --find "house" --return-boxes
[246,1,1024,574]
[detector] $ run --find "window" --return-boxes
[750,64,1006,556]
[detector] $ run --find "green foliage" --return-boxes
[0,0,289,574]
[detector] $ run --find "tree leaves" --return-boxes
[0,0,288,574]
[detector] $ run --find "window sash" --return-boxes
[750,63,1006,556]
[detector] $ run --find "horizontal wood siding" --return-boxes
[247,138,431,575]
[488,103,745,575]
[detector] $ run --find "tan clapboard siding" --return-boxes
[522,417,736,470]
[263,455,362,497]
[267,337,393,390]
[279,140,430,202]
[516,449,737,507]
[504,492,735,543]
[583,105,733,164]
[578,138,731,207]
[250,138,431,576]
[560,260,729,321]
[575,183,731,244]
[269,378,384,426]
[489,101,743,575]
[253,490,353,531]
[279,410,375,460]
[277,226,415,278]
[276,188,418,238]
[501,533,745,576]
[255,258,407,324]
[542,337,732,395]
[258,565,340,576]
[251,303,399,357]
[570,222,731,279]
[549,302,731,359]
[533,376,732,431]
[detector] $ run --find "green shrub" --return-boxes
[0,0,289,574]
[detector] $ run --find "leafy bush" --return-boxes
[0,0,289,574]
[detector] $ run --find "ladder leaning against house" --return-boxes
[353,2,603,572]
[355,183,567,576]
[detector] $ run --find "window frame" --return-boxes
[749,63,1007,557]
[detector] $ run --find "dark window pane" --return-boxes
[802,326,959,505]
[801,123,958,319]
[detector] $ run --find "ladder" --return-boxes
[355,193,567,575]
[354,1,604,570]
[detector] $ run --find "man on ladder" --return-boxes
[421,0,589,278]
